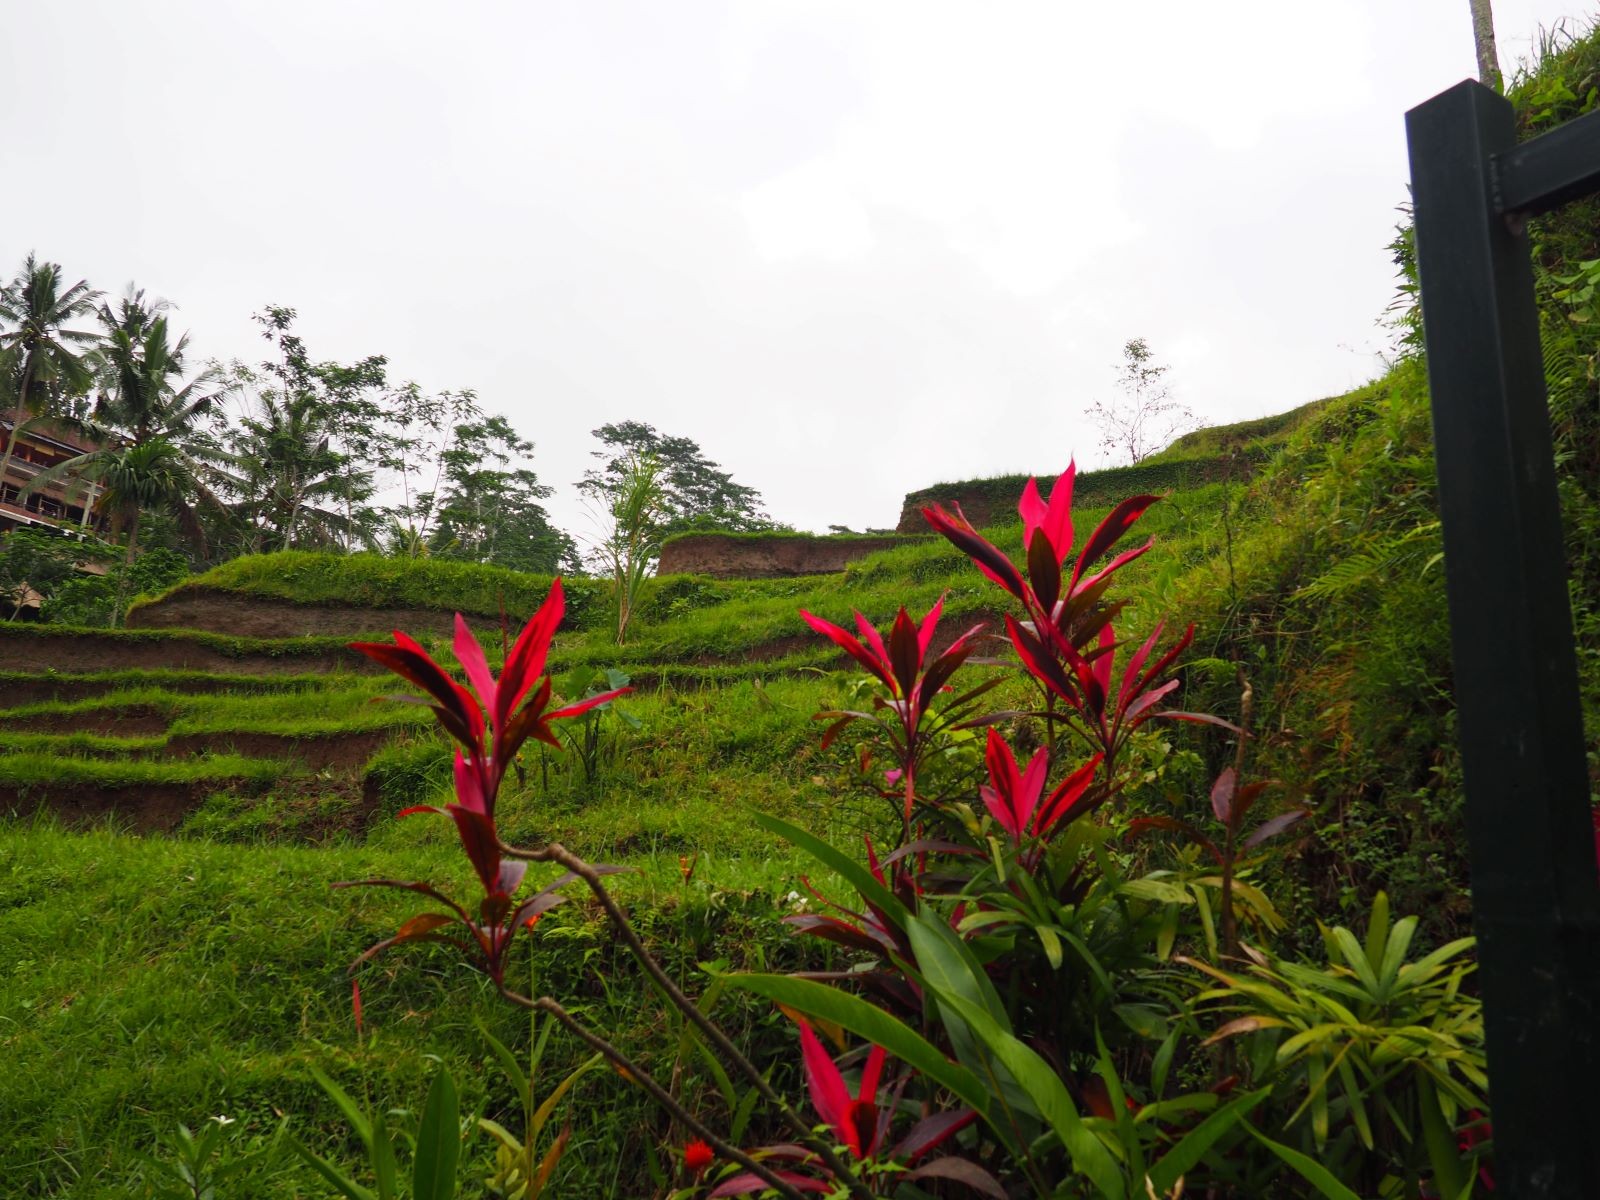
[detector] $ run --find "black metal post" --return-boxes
[1407,80,1600,1195]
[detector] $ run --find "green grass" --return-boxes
[0,667,345,698]
[0,731,168,756]
[131,551,611,630]
[0,621,386,661]
[0,752,291,789]
[0,819,829,1198]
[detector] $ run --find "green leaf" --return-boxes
[1244,1122,1363,1200]
[754,813,907,932]
[1418,1075,1468,1200]
[1146,1087,1268,1193]
[411,1069,460,1200]
[1036,924,1064,969]
[906,908,1010,1028]
[308,1066,371,1148]
[286,1136,377,1200]
[722,974,991,1117]
[477,1021,530,1112]
[369,1105,397,1200]
[928,986,1125,1199]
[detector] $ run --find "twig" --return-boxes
[500,840,877,1200]
[495,986,811,1200]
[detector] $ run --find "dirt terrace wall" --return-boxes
[658,534,922,578]
[127,587,460,639]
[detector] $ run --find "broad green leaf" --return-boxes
[1036,924,1064,969]
[287,1137,377,1200]
[929,986,1125,1199]
[1377,916,1418,1001]
[1246,1123,1363,1200]
[477,1021,531,1111]
[1418,1075,1469,1200]
[308,1067,371,1148]
[530,1053,601,1142]
[411,1069,460,1200]
[907,908,1009,1027]
[722,974,991,1117]
[754,813,907,931]
[1364,891,1391,973]
[1120,878,1194,905]
[1331,927,1381,996]
[369,1104,397,1200]
[1145,1087,1269,1193]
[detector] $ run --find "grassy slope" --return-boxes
[10,30,1600,1192]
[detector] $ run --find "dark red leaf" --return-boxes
[921,503,1026,598]
[903,1155,1008,1198]
[1070,494,1160,590]
[890,1109,979,1162]
[1242,808,1311,849]
[1210,767,1237,824]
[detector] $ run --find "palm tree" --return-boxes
[0,253,101,497]
[90,288,228,445]
[20,290,232,563]
[224,391,369,552]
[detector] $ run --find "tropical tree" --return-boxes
[429,415,577,574]
[579,420,774,536]
[21,289,232,561]
[223,390,365,552]
[0,253,101,493]
[90,288,228,446]
[250,306,389,550]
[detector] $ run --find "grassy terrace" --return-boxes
[10,376,1583,1195]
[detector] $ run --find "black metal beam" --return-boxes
[1407,79,1600,1197]
[1495,101,1600,216]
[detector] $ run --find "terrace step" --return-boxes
[0,624,381,675]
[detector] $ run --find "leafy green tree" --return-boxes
[0,253,101,492]
[240,306,390,551]
[589,451,665,644]
[578,420,773,535]
[429,416,578,575]
[29,439,214,623]
[223,390,361,552]
[0,527,105,619]
[380,381,481,553]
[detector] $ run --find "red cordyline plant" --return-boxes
[800,596,992,834]
[923,462,1227,780]
[340,580,890,1200]
[336,580,629,985]
[704,1020,996,1198]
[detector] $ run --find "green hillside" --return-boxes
[5,26,1600,1200]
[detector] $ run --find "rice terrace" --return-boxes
[3,5,1600,1199]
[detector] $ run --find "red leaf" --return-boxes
[903,1155,1008,1199]
[800,609,896,693]
[1070,494,1160,590]
[890,1109,978,1162]
[1211,767,1237,824]
[1242,808,1311,850]
[921,503,1026,598]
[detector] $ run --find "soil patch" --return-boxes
[0,674,328,706]
[0,627,371,675]
[128,589,463,639]
[166,729,396,772]
[5,706,171,736]
[659,534,921,579]
[0,781,209,833]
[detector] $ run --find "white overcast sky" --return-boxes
[3,2,1592,536]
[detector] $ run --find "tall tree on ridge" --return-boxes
[0,253,101,496]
